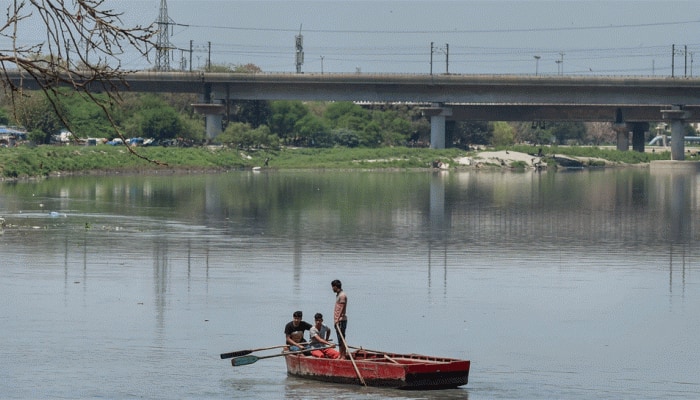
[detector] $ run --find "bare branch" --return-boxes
[1,0,164,164]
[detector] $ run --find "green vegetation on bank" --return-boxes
[0,144,675,180]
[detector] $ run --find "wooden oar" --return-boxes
[336,323,366,387]
[231,346,329,367]
[220,343,308,359]
[348,345,391,355]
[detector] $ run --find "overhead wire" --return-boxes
[172,18,700,34]
[166,18,700,73]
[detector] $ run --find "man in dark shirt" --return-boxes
[284,310,312,351]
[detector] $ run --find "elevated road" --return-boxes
[124,72,700,110]
[8,71,700,108]
[7,71,700,157]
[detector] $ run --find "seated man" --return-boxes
[284,310,312,352]
[309,313,340,359]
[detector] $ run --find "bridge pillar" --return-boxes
[422,103,452,149]
[630,122,649,153]
[613,124,629,151]
[431,115,446,149]
[192,103,225,141]
[662,106,691,161]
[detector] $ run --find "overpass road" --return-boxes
[7,71,700,158]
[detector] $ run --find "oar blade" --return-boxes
[220,350,252,359]
[231,355,258,366]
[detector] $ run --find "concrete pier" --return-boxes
[662,106,691,161]
[422,103,452,149]
[192,103,225,141]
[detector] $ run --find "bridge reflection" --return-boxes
[424,168,696,296]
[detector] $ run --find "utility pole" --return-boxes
[558,52,565,75]
[445,43,449,74]
[691,52,694,77]
[534,55,540,76]
[672,44,675,78]
[430,42,449,74]
[155,0,175,71]
[295,25,304,74]
[207,41,211,71]
[179,49,186,71]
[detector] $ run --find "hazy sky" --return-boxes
[16,1,700,75]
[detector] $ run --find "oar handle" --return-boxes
[231,346,331,367]
[221,342,309,359]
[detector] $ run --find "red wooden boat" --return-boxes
[284,348,470,390]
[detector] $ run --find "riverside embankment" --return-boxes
[0,144,676,180]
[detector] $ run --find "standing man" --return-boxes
[285,310,312,351]
[331,279,348,358]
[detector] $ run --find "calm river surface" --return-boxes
[1,168,699,399]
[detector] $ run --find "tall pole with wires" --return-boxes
[445,43,449,74]
[295,25,304,74]
[155,0,175,71]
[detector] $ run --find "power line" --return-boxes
[171,18,700,35]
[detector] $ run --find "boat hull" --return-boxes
[285,350,470,390]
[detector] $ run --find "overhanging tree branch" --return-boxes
[1,0,165,164]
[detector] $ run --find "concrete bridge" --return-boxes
[8,71,700,159]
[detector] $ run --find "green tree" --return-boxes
[454,121,490,146]
[333,128,360,147]
[410,118,431,145]
[12,92,64,143]
[359,121,383,147]
[218,122,252,147]
[140,107,183,140]
[0,108,9,125]
[179,116,205,142]
[514,121,553,145]
[270,101,309,142]
[549,122,586,145]
[491,121,515,146]
[218,122,279,149]
[60,91,113,138]
[295,114,331,147]
[324,102,370,128]
[364,108,416,146]
[229,100,272,128]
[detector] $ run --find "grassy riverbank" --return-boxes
[0,144,675,180]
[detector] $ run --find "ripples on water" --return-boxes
[0,169,698,399]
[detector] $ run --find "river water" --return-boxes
[1,168,699,399]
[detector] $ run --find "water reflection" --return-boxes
[4,169,698,296]
[429,172,448,296]
[2,169,699,399]
[154,238,168,341]
[650,168,697,298]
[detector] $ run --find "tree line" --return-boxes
[1,87,641,149]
